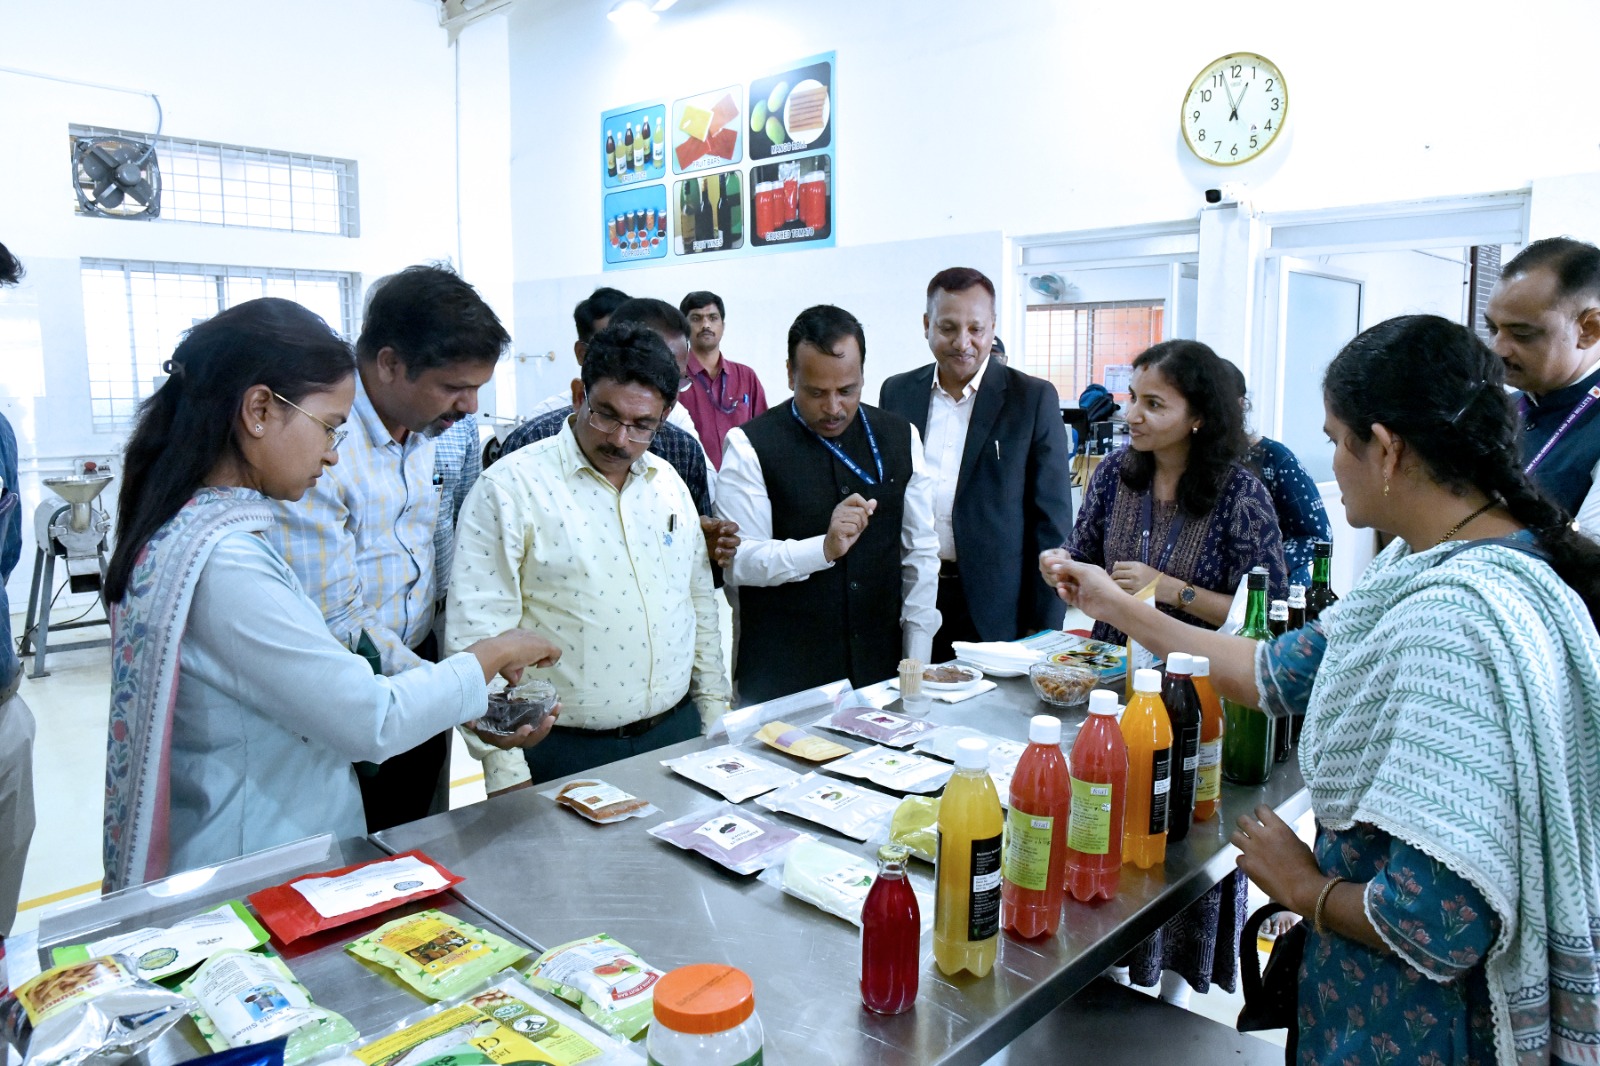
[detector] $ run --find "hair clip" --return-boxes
[1447,379,1491,421]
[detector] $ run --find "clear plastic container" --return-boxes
[646,964,763,1066]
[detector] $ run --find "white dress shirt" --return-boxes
[923,356,992,562]
[715,419,941,664]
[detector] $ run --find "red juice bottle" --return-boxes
[1001,715,1070,939]
[1065,690,1128,901]
[861,843,920,1014]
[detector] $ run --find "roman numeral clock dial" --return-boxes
[1182,52,1287,165]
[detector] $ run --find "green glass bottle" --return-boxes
[1305,541,1339,623]
[1221,567,1274,786]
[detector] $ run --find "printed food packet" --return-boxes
[754,720,851,762]
[0,954,189,1066]
[346,911,528,1001]
[757,838,935,930]
[181,949,358,1066]
[821,689,939,748]
[465,974,641,1065]
[823,746,953,793]
[659,745,798,803]
[913,729,1029,808]
[886,796,940,861]
[352,1005,540,1066]
[1126,578,1161,700]
[646,803,805,875]
[50,900,270,982]
[185,1036,288,1066]
[249,852,463,944]
[522,934,666,1042]
[754,772,898,841]
[536,780,658,825]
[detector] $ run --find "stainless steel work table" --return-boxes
[374,675,1309,1065]
[28,835,535,1066]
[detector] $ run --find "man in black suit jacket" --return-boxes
[879,267,1074,660]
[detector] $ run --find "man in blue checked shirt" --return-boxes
[271,265,550,832]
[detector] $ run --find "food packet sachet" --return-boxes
[181,949,358,1066]
[659,745,798,803]
[754,720,851,762]
[754,772,898,841]
[521,935,666,1042]
[346,911,528,1001]
[1,954,189,1066]
[249,852,462,944]
[50,900,269,982]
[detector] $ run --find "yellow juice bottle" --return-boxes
[934,737,1004,978]
[1120,668,1173,870]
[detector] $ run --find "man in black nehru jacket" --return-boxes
[716,305,940,705]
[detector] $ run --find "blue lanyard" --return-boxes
[695,369,747,416]
[1521,386,1600,475]
[790,401,884,486]
[1139,492,1187,572]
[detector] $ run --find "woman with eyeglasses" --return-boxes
[101,298,559,891]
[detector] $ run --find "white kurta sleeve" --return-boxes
[715,428,832,586]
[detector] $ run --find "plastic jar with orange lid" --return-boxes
[646,963,764,1065]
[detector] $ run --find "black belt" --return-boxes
[558,702,680,740]
[939,560,961,578]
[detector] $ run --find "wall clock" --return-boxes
[1181,53,1287,166]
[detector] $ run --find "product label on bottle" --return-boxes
[1196,739,1222,803]
[1180,730,1200,774]
[1147,749,1172,835]
[968,835,1002,941]
[1001,807,1053,892]
[1067,777,1114,855]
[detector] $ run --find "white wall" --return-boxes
[0,0,508,614]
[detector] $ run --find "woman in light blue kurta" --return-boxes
[102,299,558,891]
[1045,316,1600,1065]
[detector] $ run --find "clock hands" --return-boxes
[1220,75,1240,122]
[1232,82,1250,120]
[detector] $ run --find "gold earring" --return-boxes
[1383,475,1390,497]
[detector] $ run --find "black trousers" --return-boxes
[522,694,700,786]
[357,631,451,834]
[932,563,981,663]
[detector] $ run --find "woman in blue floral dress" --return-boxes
[1045,316,1600,1064]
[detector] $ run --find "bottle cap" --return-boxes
[877,843,910,865]
[1028,715,1062,745]
[1088,690,1120,716]
[1270,600,1289,616]
[1248,568,1268,590]
[1288,583,1306,601]
[1133,668,1162,693]
[954,736,990,769]
[653,964,755,1034]
[1165,652,1193,675]
[1190,655,1211,677]
[1314,540,1332,557]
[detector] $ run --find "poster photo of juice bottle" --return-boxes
[748,53,833,162]
[603,184,668,267]
[750,155,831,248]
[671,86,742,174]
[673,170,744,256]
[601,102,667,187]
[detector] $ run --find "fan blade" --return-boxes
[96,185,126,210]
[79,146,116,183]
[125,179,155,206]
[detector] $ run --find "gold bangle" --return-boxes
[1313,876,1347,937]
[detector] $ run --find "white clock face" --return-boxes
[1182,53,1287,166]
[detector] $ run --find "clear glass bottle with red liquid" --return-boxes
[1065,690,1129,901]
[861,843,920,1014]
[1002,715,1070,939]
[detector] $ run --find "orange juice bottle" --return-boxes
[1120,668,1172,869]
[934,737,1004,977]
[1190,655,1224,823]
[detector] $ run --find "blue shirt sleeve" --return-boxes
[1256,619,1327,717]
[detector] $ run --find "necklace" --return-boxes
[1436,498,1500,546]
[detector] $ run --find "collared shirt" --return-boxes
[679,356,769,469]
[446,421,730,791]
[716,421,941,663]
[502,406,713,517]
[0,413,20,695]
[431,413,482,598]
[1522,356,1600,540]
[270,375,441,675]
[923,355,992,561]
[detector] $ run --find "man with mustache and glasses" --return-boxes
[448,323,730,791]
[272,265,544,832]
[677,290,768,469]
[716,304,939,705]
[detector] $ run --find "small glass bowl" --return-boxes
[480,678,558,736]
[1029,661,1098,707]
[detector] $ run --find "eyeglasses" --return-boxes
[583,395,658,444]
[273,391,348,449]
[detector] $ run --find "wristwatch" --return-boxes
[1179,584,1197,607]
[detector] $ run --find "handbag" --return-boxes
[1238,902,1304,1059]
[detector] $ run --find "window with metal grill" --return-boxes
[1024,300,1164,405]
[80,260,358,432]
[69,125,360,236]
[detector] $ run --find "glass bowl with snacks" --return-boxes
[1028,661,1097,707]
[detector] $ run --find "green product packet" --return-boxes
[521,933,665,1041]
[181,948,359,1066]
[346,910,529,1001]
[51,900,271,983]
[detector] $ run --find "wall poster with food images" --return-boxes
[673,169,744,256]
[671,85,743,173]
[602,183,668,268]
[746,51,835,251]
[601,101,668,187]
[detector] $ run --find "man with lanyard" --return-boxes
[0,241,34,941]
[879,267,1074,662]
[677,290,768,469]
[272,265,541,832]
[446,323,730,793]
[1485,237,1600,538]
[717,304,940,705]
